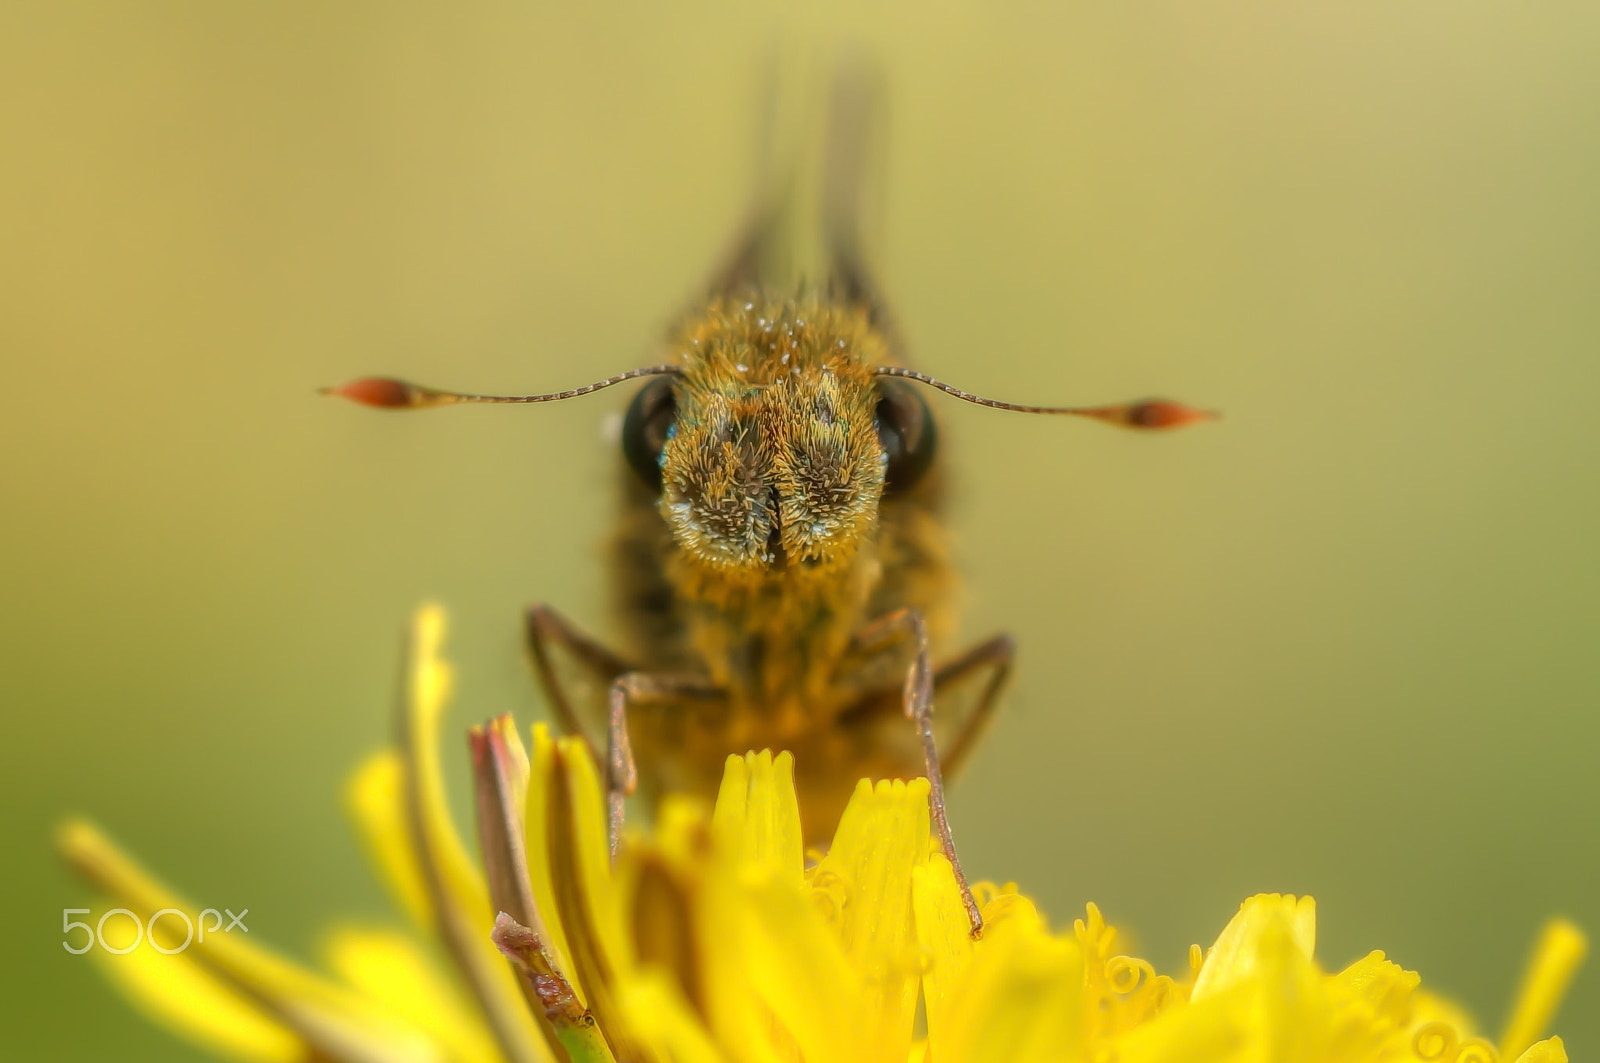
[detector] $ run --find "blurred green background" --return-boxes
[3,2,1597,1059]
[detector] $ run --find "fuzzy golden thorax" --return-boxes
[658,294,892,583]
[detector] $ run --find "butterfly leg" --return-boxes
[931,634,1016,779]
[849,607,984,937]
[523,603,637,764]
[604,671,725,858]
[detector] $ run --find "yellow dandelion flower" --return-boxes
[61,606,1584,1063]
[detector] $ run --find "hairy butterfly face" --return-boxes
[620,296,939,575]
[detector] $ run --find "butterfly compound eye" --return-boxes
[875,379,937,494]
[622,375,678,490]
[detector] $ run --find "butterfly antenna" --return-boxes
[874,366,1216,429]
[321,365,681,409]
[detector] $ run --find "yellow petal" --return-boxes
[1191,893,1317,1002]
[404,605,497,925]
[1329,950,1419,1019]
[323,927,503,1063]
[1179,894,1331,1063]
[913,853,976,1052]
[808,777,930,1063]
[542,726,639,1058]
[1110,987,1249,1063]
[400,606,552,1063]
[1324,950,1420,1058]
[91,935,303,1063]
[691,761,895,1063]
[524,724,580,1000]
[615,971,731,1063]
[1499,919,1587,1061]
[1513,1036,1569,1063]
[710,870,862,1063]
[711,750,803,882]
[924,913,1086,1063]
[346,752,432,930]
[59,820,439,1062]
